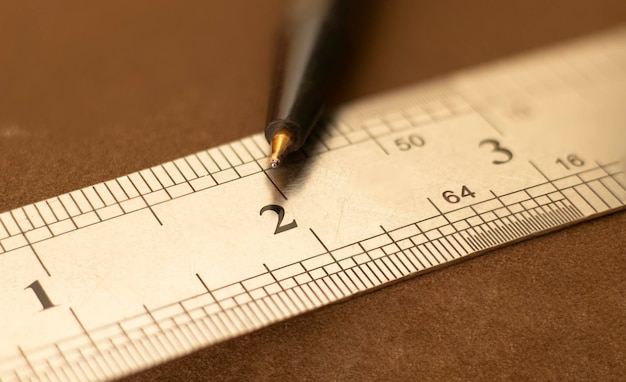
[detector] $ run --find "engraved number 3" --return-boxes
[479,139,513,165]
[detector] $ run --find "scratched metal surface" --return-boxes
[1,1,626,381]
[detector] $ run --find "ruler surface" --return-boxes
[1,27,625,381]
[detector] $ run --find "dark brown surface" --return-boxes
[1,1,625,381]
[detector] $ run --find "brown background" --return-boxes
[1,1,625,381]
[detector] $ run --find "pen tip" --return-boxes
[269,131,293,169]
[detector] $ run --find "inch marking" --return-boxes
[25,280,56,310]
[18,346,40,381]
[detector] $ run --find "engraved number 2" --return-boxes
[260,205,298,234]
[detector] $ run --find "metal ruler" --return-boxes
[1,27,625,381]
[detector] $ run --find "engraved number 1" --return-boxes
[25,280,56,310]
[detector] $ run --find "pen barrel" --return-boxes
[265,0,349,150]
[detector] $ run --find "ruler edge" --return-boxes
[0,24,625,381]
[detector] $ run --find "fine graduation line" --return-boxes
[2,28,626,382]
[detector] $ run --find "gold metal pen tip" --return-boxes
[269,131,294,168]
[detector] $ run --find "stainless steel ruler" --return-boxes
[1,27,625,381]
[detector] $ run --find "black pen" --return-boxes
[264,0,350,168]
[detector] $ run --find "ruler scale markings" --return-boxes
[173,158,198,181]
[18,346,40,382]
[168,159,193,184]
[92,184,115,207]
[284,288,306,311]
[127,173,151,196]
[184,155,208,178]
[400,249,422,271]
[500,216,522,240]
[11,209,33,233]
[265,292,290,318]
[359,262,382,286]
[493,219,515,243]
[108,341,132,374]
[206,148,228,171]
[548,204,570,226]
[244,137,267,161]
[45,360,62,382]
[195,151,220,174]
[600,176,626,203]
[391,251,417,274]
[105,179,128,202]
[144,306,183,354]
[214,309,238,336]
[70,191,91,214]
[466,226,487,249]
[298,261,329,303]
[293,278,320,307]
[349,266,372,289]
[474,226,494,248]
[137,170,160,193]
[258,295,282,321]
[475,224,496,248]
[0,215,12,243]
[437,234,460,260]
[381,256,402,278]
[255,295,279,321]
[149,166,174,190]
[324,273,347,298]
[219,145,242,167]
[388,251,410,274]
[375,257,397,280]
[117,335,145,368]
[339,270,361,293]
[53,344,78,382]
[560,200,582,220]
[593,179,621,207]
[238,284,266,324]
[274,286,300,317]
[612,172,626,191]
[73,351,97,380]
[65,355,87,382]
[546,201,568,223]
[82,187,105,210]
[488,220,509,244]
[518,210,542,235]
[230,141,253,164]
[537,205,560,229]
[363,251,389,282]
[528,208,550,232]
[536,205,558,228]
[168,319,194,350]
[520,210,542,232]
[554,200,576,222]
[1,28,625,381]
[23,204,45,229]
[414,245,437,267]
[445,230,464,255]
[579,183,609,212]
[564,188,595,215]
[136,330,161,363]
[587,178,619,209]
[243,299,268,325]
[452,232,473,254]
[510,213,533,238]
